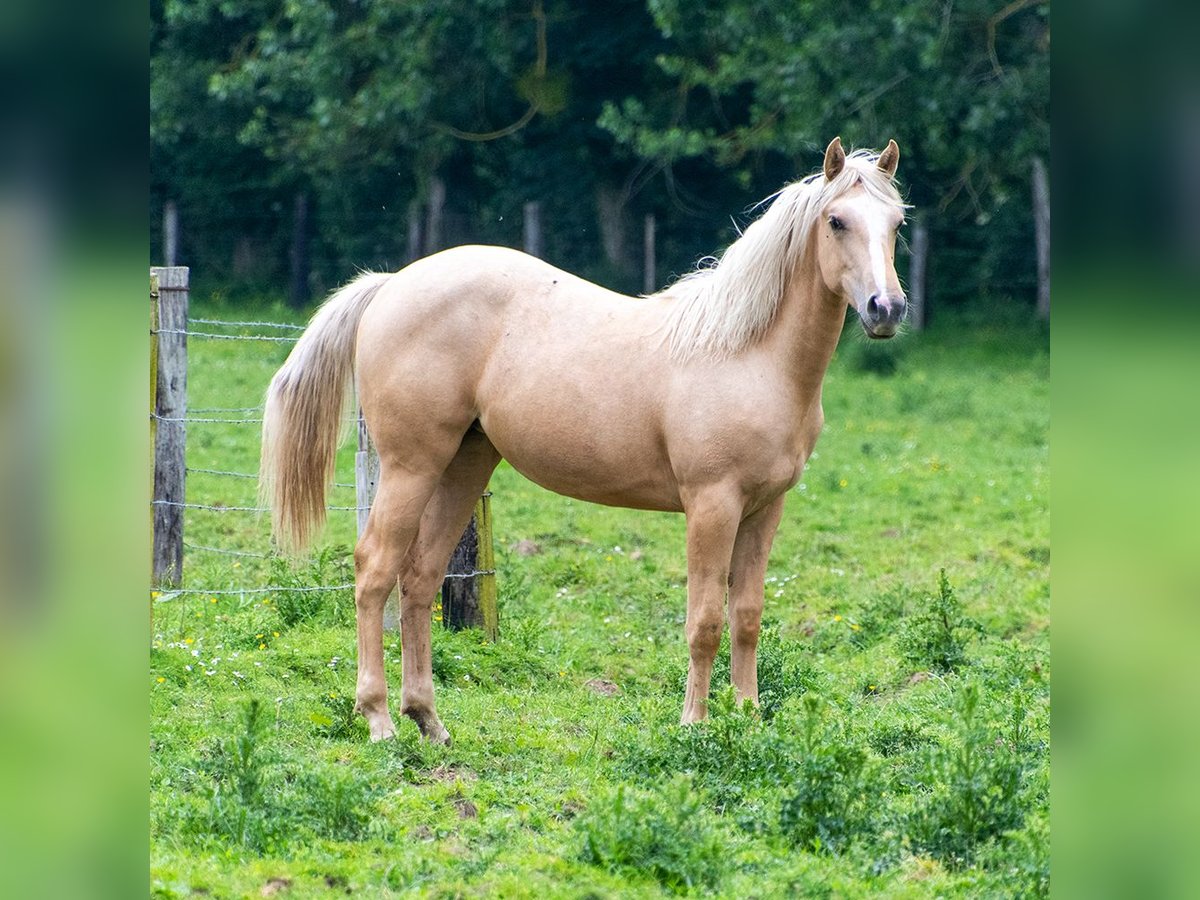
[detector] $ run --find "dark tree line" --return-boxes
[151,0,1048,317]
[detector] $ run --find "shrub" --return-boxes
[269,545,353,629]
[899,569,976,673]
[778,694,876,854]
[577,776,728,893]
[180,698,379,854]
[909,682,1029,866]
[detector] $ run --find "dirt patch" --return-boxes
[453,797,478,819]
[260,878,292,897]
[512,539,542,556]
[425,764,475,784]
[585,678,621,697]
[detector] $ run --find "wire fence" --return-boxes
[150,281,498,638]
[150,312,361,604]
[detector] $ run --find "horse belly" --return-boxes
[479,396,682,512]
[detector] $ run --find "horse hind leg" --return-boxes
[353,469,440,742]
[396,431,501,744]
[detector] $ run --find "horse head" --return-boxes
[815,137,908,339]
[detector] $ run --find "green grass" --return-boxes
[151,299,1049,898]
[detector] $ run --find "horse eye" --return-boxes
[829,215,845,232]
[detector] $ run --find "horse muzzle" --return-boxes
[860,293,906,339]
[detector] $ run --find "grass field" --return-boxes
[150,298,1049,898]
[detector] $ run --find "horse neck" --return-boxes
[767,237,846,404]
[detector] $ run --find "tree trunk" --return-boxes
[407,199,423,264]
[288,191,310,308]
[907,211,929,332]
[596,184,631,278]
[523,201,543,258]
[643,213,657,294]
[1032,156,1050,321]
[424,176,446,255]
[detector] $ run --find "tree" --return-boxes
[599,0,1050,308]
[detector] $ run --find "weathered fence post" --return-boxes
[355,407,400,630]
[163,200,178,267]
[907,211,929,332]
[643,212,657,294]
[523,201,543,258]
[1032,156,1050,321]
[442,494,498,640]
[150,266,189,588]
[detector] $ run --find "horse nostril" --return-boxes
[866,295,880,319]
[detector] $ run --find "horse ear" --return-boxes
[877,139,900,178]
[823,136,845,180]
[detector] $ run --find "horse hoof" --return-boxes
[422,723,451,746]
[368,718,398,742]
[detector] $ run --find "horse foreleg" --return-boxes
[354,471,438,741]
[681,488,743,724]
[397,433,500,744]
[728,495,785,706]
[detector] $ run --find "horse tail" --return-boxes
[260,271,392,552]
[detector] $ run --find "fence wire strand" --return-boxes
[153,328,299,344]
[189,317,306,331]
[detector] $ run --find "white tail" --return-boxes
[259,272,392,551]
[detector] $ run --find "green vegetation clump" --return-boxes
[576,776,728,893]
[900,569,978,673]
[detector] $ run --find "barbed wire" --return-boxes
[152,567,494,599]
[152,328,299,344]
[155,584,354,597]
[189,317,306,331]
[153,413,263,424]
[153,500,367,512]
[183,541,275,559]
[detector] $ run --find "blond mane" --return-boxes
[654,150,905,362]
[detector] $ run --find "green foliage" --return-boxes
[899,569,977,673]
[268,544,353,629]
[180,698,379,854]
[576,776,728,893]
[429,623,553,689]
[152,0,1048,310]
[847,339,904,377]
[778,694,875,854]
[909,682,1031,866]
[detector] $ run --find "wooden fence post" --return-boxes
[523,201,543,258]
[355,407,399,630]
[163,200,178,267]
[442,494,498,640]
[150,266,189,588]
[643,213,657,294]
[1032,156,1050,321]
[907,211,929,331]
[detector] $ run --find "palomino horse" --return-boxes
[262,137,907,742]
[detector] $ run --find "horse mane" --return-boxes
[653,149,905,362]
